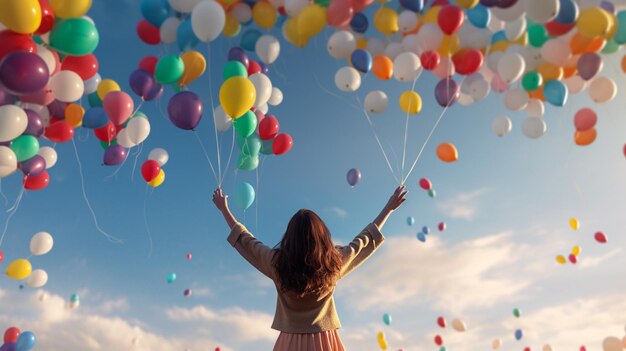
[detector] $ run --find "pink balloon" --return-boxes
[580,346,586,351]
[20,84,54,105]
[594,231,607,243]
[568,253,577,264]
[419,178,432,190]
[327,0,354,27]
[255,110,265,128]
[491,74,509,93]
[574,108,597,131]
[103,91,134,126]
[438,222,446,231]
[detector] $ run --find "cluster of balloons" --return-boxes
[5,232,53,289]
[347,168,362,186]
[434,316,467,351]
[2,327,36,351]
[419,177,437,198]
[573,107,598,146]
[416,225,431,242]
[141,148,169,187]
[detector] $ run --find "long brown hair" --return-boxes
[273,209,343,297]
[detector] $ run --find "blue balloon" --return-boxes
[383,313,392,325]
[350,49,372,73]
[614,11,626,44]
[400,0,424,12]
[350,13,369,33]
[15,331,36,351]
[422,226,430,234]
[514,329,523,340]
[490,30,507,44]
[407,216,415,226]
[241,29,262,52]
[543,80,568,106]
[467,5,490,28]
[83,107,108,129]
[140,0,170,27]
[275,15,287,28]
[234,182,256,209]
[555,0,578,24]
[417,232,426,242]
[177,19,199,51]
[167,272,176,284]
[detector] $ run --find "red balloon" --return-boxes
[437,5,464,35]
[61,54,99,80]
[215,348,221,351]
[141,160,161,182]
[0,30,36,61]
[436,316,446,328]
[278,6,286,16]
[94,122,117,142]
[273,134,293,155]
[419,177,432,190]
[594,231,607,243]
[139,56,158,75]
[452,49,483,75]
[523,348,531,351]
[432,0,450,6]
[327,0,354,27]
[420,51,440,71]
[248,60,261,76]
[351,0,374,12]
[568,253,577,264]
[4,327,20,343]
[580,346,587,351]
[137,20,160,45]
[23,170,50,191]
[0,250,3,264]
[545,20,575,36]
[434,335,443,346]
[438,222,446,231]
[44,121,75,143]
[36,0,56,35]
[259,115,279,140]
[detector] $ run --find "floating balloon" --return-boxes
[492,338,502,349]
[435,78,460,107]
[148,169,165,187]
[569,217,579,230]
[191,0,225,41]
[399,91,422,114]
[6,259,32,280]
[451,318,467,331]
[492,115,512,137]
[419,178,432,190]
[220,76,256,118]
[556,255,566,264]
[167,272,176,284]
[407,216,415,226]
[335,66,361,92]
[383,313,392,326]
[568,253,577,264]
[437,316,446,328]
[377,331,387,350]
[417,232,426,242]
[168,91,202,130]
[434,335,443,346]
[365,91,388,114]
[233,182,255,209]
[26,269,48,288]
[574,128,597,146]
[588,76,616,103]
[594,231,607,244]
[346,168,361,187]
[15,331,36,351]
[513,307,521,318]
[522,117,546,139]
[184,289,192,297]
[428,189,436,198]
[602,337,622,351]
[437,143,458,162]
[438,222,446,231]
[515,329,523,340]
[574,108,596,131]
[30,232,53,256]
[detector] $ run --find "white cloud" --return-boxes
[580,248,623,268]
[327,206,349,218]
[437,188,491,220]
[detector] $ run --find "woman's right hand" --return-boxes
[212,187,229,212]
[385,185,408,212]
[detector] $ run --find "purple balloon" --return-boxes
[103,144,128,166]
[495,0,517,8]
[19,154,46,176]
[47,100,67,119]
[600,0,614,13]
[129,69,155,98]
[259,62,269,74]
[577,53,602,81]
[23,109,44,137]
[479,0,498,7]
[435,78,460,107]
[0,342,16,351]
[0,89,14,106]
[144,82,163,101]
[227,47,249,68]
[0,52,49,95]
[346,168,361,186]
[0,141,10,147]
[168,91,202,130]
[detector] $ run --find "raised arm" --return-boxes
[373,185,408,230]
[213,187,237,229]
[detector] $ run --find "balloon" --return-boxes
[569,217,579,230]
[504,88,528,111]
[594,231,607,243]
[129,69,155,99]
[268,88,283,106]
[364,91,388,114]
[50,18,99,55]
[572,245,581,256]
[273,134,293,155]
[497,52,525,83]
[327,0,354,27]
[174,18,198,50]
[233,110,257,138]
[577,53,602,81]
[155,55,184,84]
[577,8,612,37]
[191,0,225,41]
[574,128,596,146]
[513,307,521,317]
[223,61,247,81]
[435,78,460,107]
[589,76,616,103]
[525,0,559,23]
[377,331,388,350]
[451,318,467,331]
[64,104,84,127]
[436,316,446,328]
[148,148,168,166]
[543,80,568,106]
[407,216,415,226]
[6,258,32,280]
[179,50,206,86]
[298,4,326,38]
[492,338,502,349]
[19,155,46,177]
[452,49,483,75]
[237,153,259,170]
[148,169,165,187]
[4,327,20,343]
[249,73,272,107]
[0,105,28,142]
[0,52,49,96]
[15,331,35,351]
[26,269,48,288]
[210,105,232,133]
[247,60,262,76]
[522,71,542,92]
[382,313,392,326]
[418,178,432,190]
[373,7,398,35]
[467,5,490,28]
[238,134,261,156]
[139,56,158,75]
[438,222,446,231]
[97,79,120,100]
[347,168,361,186]
[372,55,393,80]
[0,0,42,34]
[255,35,280,64]
[259,116,279,140]
[61,54,98,81]
[103,145,128,166]
[351,49,372,73]
[140,0,169,27]
[602,337,622,351]
[0,146,17,178]
[167,272,176,283]
[49,71,84,102]
[526,98,544,118]
[515,329,523,340]
[428,189,436,198]
[504,16,526,40]
[0,30,36,62]
[438,5,463,34]
[522,117,546,139]
[573,108,596,131]
[37,147,57,169]
[492,115,512,136]
[233,182,255,209]
[240,29,262,52]
[400,0,423,12]
[556,255,566,264]
[160,17,180,44]
[437,143,458,162]
[168,91,203,130]
[393,52,421,81]
[103,91,134,125]
[251,1,276,29]
[434,335,443,346]
[350,13,369,33]
[141,160,161,182]
[94,122,116,143]
[327,31,356,60]
[187,252,192,260]
[335,66,361,92]
[220,76,256,118]
[11,135,39,162]
[126,116,151,145]
[183,288,192,297]
[399,91,422,114]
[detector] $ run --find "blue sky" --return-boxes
[2,0,626,350]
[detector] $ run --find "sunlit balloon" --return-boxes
[522,117,546,139]
[6,258,32,280]
[492,115,512,137]
[365,91,388,114]
[492,338,502,349]
[335,66,361,92]
[569,217,579,230]
[556,255,566,264]
[588,76,617,103]
[451,318,467,332]
[419,178,432,190]
[437,143,458,162]
[602,336,622,351]
[399,91,422,114]
[30,232,53,256]
[594,231,607,244]
[347,168,361,187]
[26,269,48,288]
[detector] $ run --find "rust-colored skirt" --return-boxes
[273,330,345,351]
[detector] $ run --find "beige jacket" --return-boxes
[227,222,385,334]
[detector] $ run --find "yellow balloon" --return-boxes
[572,245,581,256]
[399,91,422,114]
[148,169,165,188]
[252,1,276,29]
[377,331,387,350]
[298,5,326,39]
[376,0,390,3]
[50,0,92,19]
[223,14,241,37]
[569,217,579,231]
[577,8,612,37]
[604,12,617,39]
[438,34,460,57]
[65,104,85,127]
[97,79,121,100]
[556,255,566,265]
[356,37,368,49]
[6,258,32,280]
[488,40,510,53]
[421,5,441,24]
[219,77,257,118]
[0,0,42,34]
[284,17,308,48]
[537,62,563,81]
[456,0,478,9]
[374,7,399,35]
[179,51,206,86]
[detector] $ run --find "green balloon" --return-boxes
[260,139,273,155]
[522,71,542,91]
[602,39,619,54]
[155,55,185,84]
[237,154,259,170]
[88,92,102,107]
[100,139,118,149]
[513,307,521,318]
[11,135,39,162]
[528,25,548,48]
[223,61,248,80]
[314,0,330,7]
[428,189,436,198]
[236,134,261,156]
[49,18,99,56]
[233,110,257,138]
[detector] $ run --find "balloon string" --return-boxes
[387,141,402,178]
[131,142,145,181]
[104,147,132,181]
[255,164,260,234]
[313,75,361,112]
[219,127,236,186]
[0,187,25,248]
[205,43,223,187]
[131,100,145,118]
[71,138,123,244]
[0,179,8,207]
[192,130,219,185]
[143,185,153,259]
[401,71,423,182]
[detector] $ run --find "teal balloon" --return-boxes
[383,313,392,326]
[428,189,436,198]
[15,331,36,351]
[88,92,102,107]
[177,18,200,51]
[543,80,568,106]
[601,39,619,54]
[237,134,261,156]
[416,232,426,242]
[237,154,259,170]
[614,11,626,44]
[155,55,185,84]
[260,139,273,155]
[467,5,490,29]
[167,272,176,284]
[100,139,117,149]
[234,110,258,138]
[233,182,255,209]
[407,216,415,226]
[439,347,446,351]
[49,18,100,56]
[11,135,39,162]
[223,61,248,80]
[70,293,79,302]
[240,29,262,52]
[528,25,548,48]
[522,71,542,91]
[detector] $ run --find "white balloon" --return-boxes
[504,17,527,41]
[148,148,169,166]
[160,17,180,44]
[492,338,502,349]
[398,10,418,32]
[366,38,386,57]
[384,42,404,60]
[30,231,54,256]
[417,24,443,52]
[504,88,529,111]
[36,44,58,74]
[541,39,571,66]
[487,16,505,32]
[487,51,504,72]
[285,0,308,16]
[230,2,252,24]
[249,73,272,107]
[83,73,101,95]
[126,117,151,145]
[335,66,361,92]
[458,23,491,49]
[401,34,420,54]
[522,116,546,139]
[542,345,555,351]
[526,98,545,117]
[328,31,356,60]
[168,0,202,13]
[0,105,28,142]
[451,319,467,332]
[492,0,525,22]
[37,147,57,169]
[433,56,455,79]
[49,71,84,102]
[364,91,388,114]
[563,75,586,94]
[497,52,525,83]
[393,52,421,82]
[26,269,48,288]
[462,73,490,100]
[20,103,49,127]
[257,103,269,114]
[256,35,280,64]
[268,87,283,106]
[458,93,474,105]
[525,0,559,23]
[191,0,225,42]
[520,47,542,72]
[589,76,617,103]
[40,32,50,44]
[213,105,232,132]
[116,129,136,148]
[602,337,622,351]
[0,146,17,178]
[492,115,512,137]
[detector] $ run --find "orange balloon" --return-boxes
[65,104,84,127]
[372,55,393,80]
[562,64,577,78]
[356,37,368,49]
[574,128,597,146]
[537,62,563,81]
[528,86,545,101]
[570,32,606,54]
[621,55,626,73]
[437,143,458,162]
